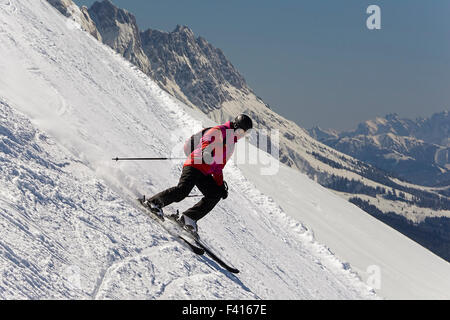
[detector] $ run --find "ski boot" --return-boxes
[170,211,199,240]
[145,198,164,221]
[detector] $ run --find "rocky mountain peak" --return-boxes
[89,0,133,25]
[140,24,249,111]
[173,24,195,36]
[88,0,151,74]
[308,126,339,141]
[47,0,102,41]
[385,113,400,121]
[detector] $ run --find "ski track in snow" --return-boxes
[0,0,380,299]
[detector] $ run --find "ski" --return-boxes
[138,196,239,273]
[194,239,240,274]
[178,235,205,255]
[165,211,200,241]
[138,197,205,255]
[164,207,239,274]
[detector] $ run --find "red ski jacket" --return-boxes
[184,121,237,186]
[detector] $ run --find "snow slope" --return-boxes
[0,0,378,299]
[240,158,450,299]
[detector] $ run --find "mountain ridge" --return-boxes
[309,111,449,187]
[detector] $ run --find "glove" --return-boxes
[220,181,228,200]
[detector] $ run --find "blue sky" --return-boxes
[73,0,450,130]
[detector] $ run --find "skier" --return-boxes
[145,114,253,236]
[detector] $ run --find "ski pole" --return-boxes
[112,157,185,161]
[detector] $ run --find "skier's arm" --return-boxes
[201,127,226,186]
[201,127,223,160]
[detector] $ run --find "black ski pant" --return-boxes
[148,166,222,221]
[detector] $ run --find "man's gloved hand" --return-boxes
[220,181,228,200]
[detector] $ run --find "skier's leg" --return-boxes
[148,166,201,208]
[182,174,222,221]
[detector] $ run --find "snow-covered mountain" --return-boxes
[309,112,449,187]
[346,112,449,147]
[1,0,450,300]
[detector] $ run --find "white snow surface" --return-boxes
[0,0,446,300]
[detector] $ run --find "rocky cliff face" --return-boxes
[140,25,249,112]
[87,0,151,74]
[417,111,450,147]
[47,0,102,41]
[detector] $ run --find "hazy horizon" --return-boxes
[73,0,450,131]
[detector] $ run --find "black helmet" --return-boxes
[233,114,253,131]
